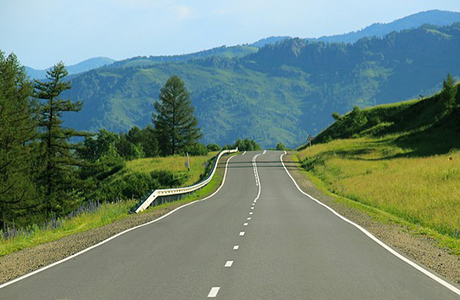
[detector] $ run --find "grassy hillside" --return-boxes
[63,23,460,148]
[297,82,460,253]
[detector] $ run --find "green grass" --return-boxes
[297,136,460,255]
[0,200,136,256]
[125,152,218,186]
[0,152,232,257]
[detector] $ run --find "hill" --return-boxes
[26,57,115,80]
[312,80,460,156]
[310,10,460,44]
[250,10,460,47]
[295,82,460,255]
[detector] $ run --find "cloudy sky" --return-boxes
[1,0,460,69]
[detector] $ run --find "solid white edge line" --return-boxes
[0,155,238,290]
[279,153,460,296]
[208,287,220,298]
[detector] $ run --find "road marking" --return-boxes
[244,223,248,226]
[280,153,460,297]
[0,156,238,290]
[249,212,253,215]
[225,261,234,267]
[242,151,246,155]
[251,207,254,210]
[239,231,245,236]
[252,154,262,194]
[263,150,267,154]
[247,217,251,220]
[208,287,220,298]
[233,245,239,250]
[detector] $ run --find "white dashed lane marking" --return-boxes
[225,261,234,267]
[208,287,220,298]
[239,232,245,236]
[233,245,239,250]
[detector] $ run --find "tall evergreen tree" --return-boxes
[152,75,202,155]
[0,52,38,228]
[34,62,88,215]
[441,73,456,110]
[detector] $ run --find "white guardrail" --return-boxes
[133,148,238,213]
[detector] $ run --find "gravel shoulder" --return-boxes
[284,153,460,286]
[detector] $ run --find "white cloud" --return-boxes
[175,5,193,20]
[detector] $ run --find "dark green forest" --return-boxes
[62,23,460,148]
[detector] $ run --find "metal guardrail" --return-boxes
[133,148,238,213]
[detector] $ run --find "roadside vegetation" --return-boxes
[0,52,262,256]
[297,75,460,254]
[0,151,219,256]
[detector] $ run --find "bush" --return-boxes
[184,143,209,156]
[276,143,286,150]
[207,143,221,151]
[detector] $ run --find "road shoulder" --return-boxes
[284,153,460,286]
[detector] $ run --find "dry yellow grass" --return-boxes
[298,137,460,238]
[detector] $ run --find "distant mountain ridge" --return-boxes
[253,10,460,46]
[311,9,460,44]
[25,10,460,79]
[25,57,115,80]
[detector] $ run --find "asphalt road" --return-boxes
[1,151,459,299]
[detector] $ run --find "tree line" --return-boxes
[0,52,261,231]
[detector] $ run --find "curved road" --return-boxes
[1,151,459,299]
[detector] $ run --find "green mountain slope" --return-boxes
[313,81,460,156]
[64,23,460,148]
[311,10,460,44]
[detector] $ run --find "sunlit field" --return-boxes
[298,136,460,242]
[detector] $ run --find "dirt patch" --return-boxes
[284,154,460,286]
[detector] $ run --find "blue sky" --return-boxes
[1,0,460,69]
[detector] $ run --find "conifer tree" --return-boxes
[441,73,456,110]
[34,62,88,215]
[152,75,202,155]
[0,52,38,228]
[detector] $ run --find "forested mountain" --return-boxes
[251,10,460,47]
[26,57,115,80]
[310,9,460,44]
[64,23,460,148]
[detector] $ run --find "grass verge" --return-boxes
[0,200,136,256]
[295,137,460,255]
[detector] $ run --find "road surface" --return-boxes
[1,151,459,299]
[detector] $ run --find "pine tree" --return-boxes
[0,52,38,229]
[34,62,88,215]
[152,76,202,155]
[441,73,456,110]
